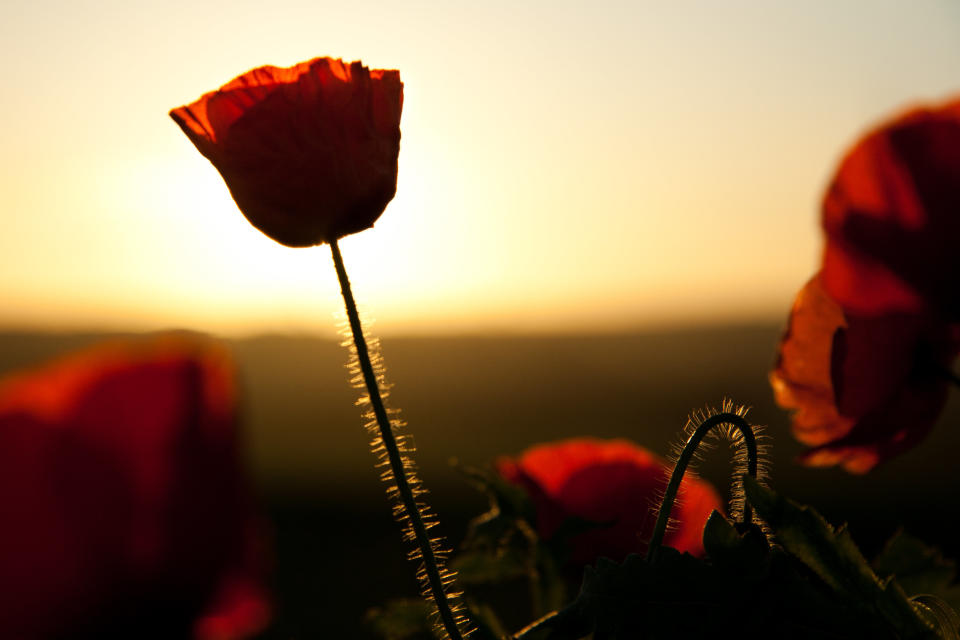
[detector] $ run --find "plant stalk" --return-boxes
[646,412,758,561]
[329,239,463,640]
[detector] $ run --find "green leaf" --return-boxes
[452,460,536,529]
[873,530,960,630]
[365,598,436,640]
[451,548,528,584]
[513,480,951,639]
[701,509,769,579]
[464,599,511,640]
[874,531,957,597]
[743,475,936,639]
[452,461,568,614]
[912,595,960,640]
[516,546,880,639]
[701,509,740,552]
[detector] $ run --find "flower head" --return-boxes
[821,97,960,318]
[0,334,270,638]
[496,438,722,567]
[171,57,403,247]
[772,96,960,472]
[771,276,959,472]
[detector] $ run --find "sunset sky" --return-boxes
[2,1,959,336]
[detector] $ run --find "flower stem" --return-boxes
[646,412,758,562]
[329,240,464,640]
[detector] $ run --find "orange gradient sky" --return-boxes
[2,1,959,336]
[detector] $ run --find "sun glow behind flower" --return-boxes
[1,1,959,336]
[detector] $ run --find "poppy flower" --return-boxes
[772,97,960,472]
[495,438,722,567]
[771,276,959,473]
[171,57,403,247]
[821,97,960,318]
[0,334,270,639]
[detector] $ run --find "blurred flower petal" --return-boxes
[0,334,270,638]
[772,276,958,473]
[822,97,960,318]
[496,438,722,567]
[772,96,960,471]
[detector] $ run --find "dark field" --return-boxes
[3,325,959,638]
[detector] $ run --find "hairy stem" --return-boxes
[330,240,464,640]
[646,412,758,561]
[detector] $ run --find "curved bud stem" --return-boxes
[646,412,758,561]
[330,240,465,640]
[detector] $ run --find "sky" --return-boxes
[1,1,959,336]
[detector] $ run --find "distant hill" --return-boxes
[4,325,960,638]
[3,324,957,515]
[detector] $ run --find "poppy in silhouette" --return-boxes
[773,97,960,472]
[0,335,270,639]
[171,57,403,247]
[496,438,722,567]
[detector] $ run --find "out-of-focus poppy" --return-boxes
[772,95,960,472]
[495,438,722,567]
[0,334,270,639]
[821,97,960,319]
[171,57,403,248]
[771,276,959,473]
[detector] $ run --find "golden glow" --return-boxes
[1,2,959,335]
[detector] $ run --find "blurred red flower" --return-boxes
[496,438,722,567]
[771,276,959,472]
[0,335,270,639]
[821,98,960,318]
[171,57,403,248]
[772,96,960,472]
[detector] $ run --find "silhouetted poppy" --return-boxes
[0,335,270,639]
[171,57,403,247]
[772,97,960,472]
[496,438,722,567]
[771,276,959,473]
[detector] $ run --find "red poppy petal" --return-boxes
[170,56,403,247]
[0,335,270,637]
[504,438,660,496]
[667,475,724,554]
[821,241,925,316]
[821,97,960,318]
[497,438,722,566]
[194,571,272,640]
[772,276,958,472]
